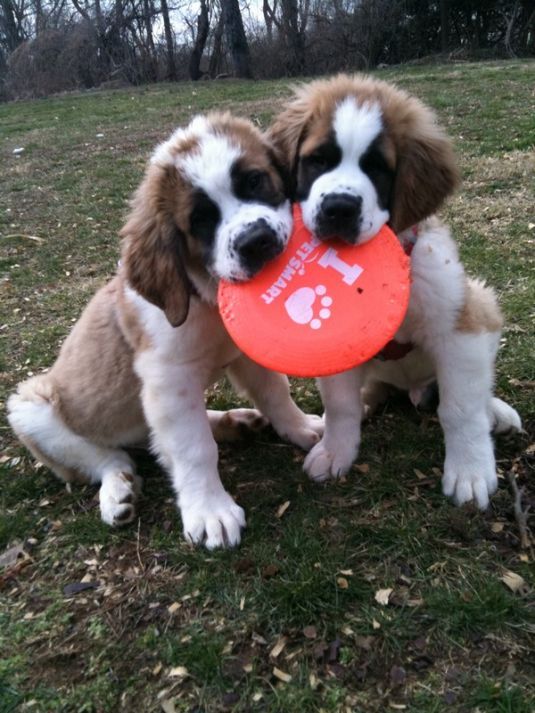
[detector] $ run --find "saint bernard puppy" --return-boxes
[269,74,521,509]
[7,112,323,549]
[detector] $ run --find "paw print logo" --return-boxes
[284,285,333,330]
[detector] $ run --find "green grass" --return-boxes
[1,60,534,712]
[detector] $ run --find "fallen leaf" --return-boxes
[303,625,317,639]
[328,638,341,663]
[269,636,287,659]
[375,587,393,606]
[355,635,374,650]
[390,665,407,687]
[406,597,424,607]
[167,602,181,614]
[233,557,255,574]
[262,564,280,579]
[160,699,176,713]
[337,577,349,589]
[276,501,290,518]
[490,522,505,533]
[354,463,369,474]
[153,663,163,676]
[501,570,527,594]
[168,666,188,679]
[339,569,354,576]
[63,581,99,596]
[372,619,381,630]
[0,543,28,568]
[272,666,292,683]
[413,469,427,480]
[222,692,240,707]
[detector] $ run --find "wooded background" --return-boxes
[1,1,534,100]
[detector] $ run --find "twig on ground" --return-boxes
[507,470,531,550]
[4,233,44,243]
[136,518,145,572]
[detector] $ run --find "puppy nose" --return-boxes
[234,221,282,275]
[322,194,362,223]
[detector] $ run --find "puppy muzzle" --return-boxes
[234,219,284,277]
[316,193,362,244]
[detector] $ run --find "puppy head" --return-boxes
[121,113,291,326]
[270,74,459,243]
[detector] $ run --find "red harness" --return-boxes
[375,224,419,361]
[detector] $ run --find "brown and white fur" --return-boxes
[7,113,323,548]
[270,74,521,509]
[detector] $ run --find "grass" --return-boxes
[1,59,534,712]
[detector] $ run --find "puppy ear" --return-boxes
[268,98,311,199]
[121,166,191,327]
[390,103,460,233]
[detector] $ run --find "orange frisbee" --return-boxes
[218,204,410,377]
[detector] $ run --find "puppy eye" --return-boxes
[246,171,264,191]
[360,147,390,176]
[309,153,328,169]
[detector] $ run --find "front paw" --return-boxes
[180,489,246,549]
[303,438,357,482]
[280,413,324,451]
[99,472,142,527]
[442,447,497,509]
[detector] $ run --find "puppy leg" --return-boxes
[432,331,500,509]
[137,359,245,549]
[7,383,140,526]
[361,379,390,419]
[304,369,363,482]
[207,408,268,442]
[226,354,323,451]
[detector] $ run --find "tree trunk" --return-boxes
[0,0,27,51]
[504,0,520,57]
[263,0,279,43]
[280,0,306,75]
[220,0,252,78]
[189,0,210,80]
[160,0,176,80]
[208,10,225,77]
[440,0,450,52]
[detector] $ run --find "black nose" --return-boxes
[234,221,282,275]
[322,194,361,221]
[318,193,362,242]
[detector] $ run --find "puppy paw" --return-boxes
[99,471,142,526]
[213,408,269,442]
[280,414,324,451]
[442,449,497,510]
[489,397,523,435]
[180,490,246,549]
[303,438,357,482]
